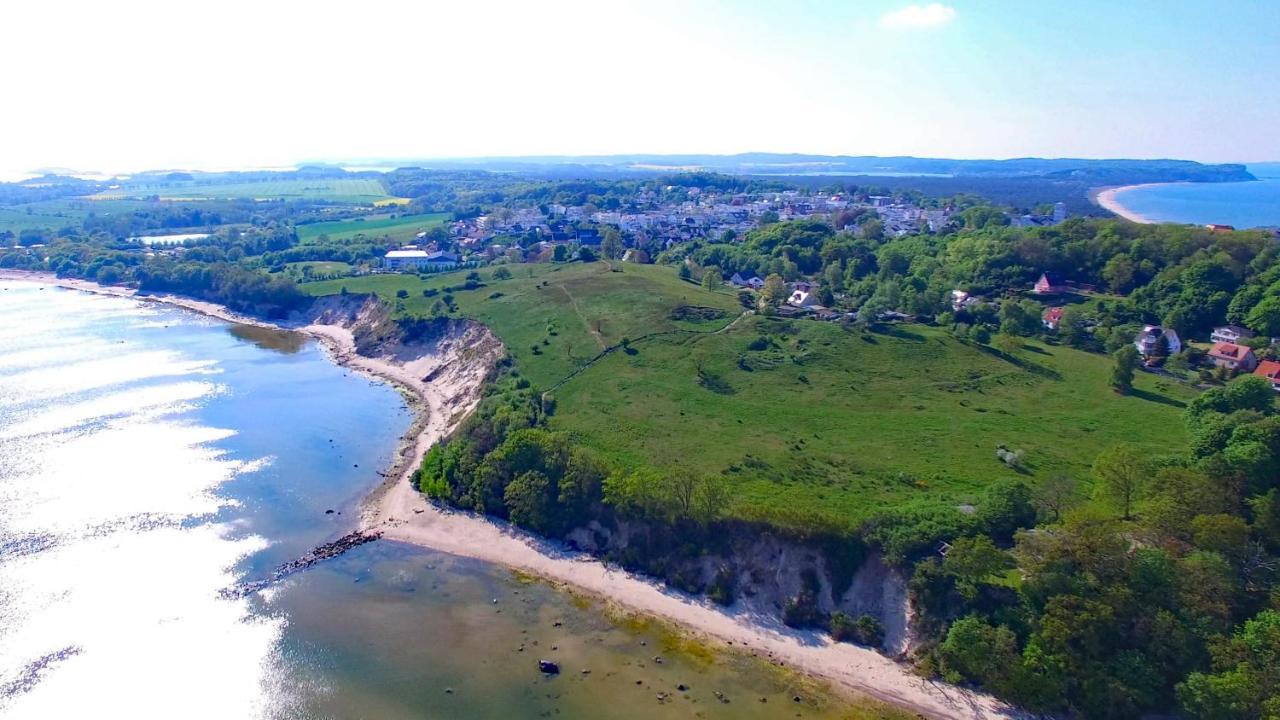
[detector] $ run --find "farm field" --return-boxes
[92,178,394,203]
[307,262,1195,528]
[295,212,450,245]
[0,198,158,234]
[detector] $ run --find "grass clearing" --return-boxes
[306,262,1194,527]
[281,261,353,281]
[295,212,450,245]
[306,262,742,388]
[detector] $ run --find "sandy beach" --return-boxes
[1093,183,1169,223]
[0,269,1022,720]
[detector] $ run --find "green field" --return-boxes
[307,262,743,388]
[307,262,1195,524]
[281,261,353,281]
[295,212,451,245]
[0,198,157,234]
[93,178,394,203]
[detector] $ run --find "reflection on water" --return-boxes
[0,282,885,720]
[0,282,408,720]
[228,324,307,354]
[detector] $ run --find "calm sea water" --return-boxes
[1112,164,1280,228]
[0,283,869,720]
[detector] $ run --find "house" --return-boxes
[730,272,749,287]
[1253,360,1280,391]
[1208,342,1258,372]
[1211,325,1255,344]
[951,289,981,312]
[1206,224,1236,233]
[1134,325,1182,357]
[1033,271,1067,295]
[791,281,814,294]
[745,276,765,290]
[384,249,459,271]
[788,289,817,307]
[1043,306,1065,331]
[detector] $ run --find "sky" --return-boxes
[2,0,1278,177]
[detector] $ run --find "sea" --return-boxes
[0,282,863,720]
[1110,163,1280,229]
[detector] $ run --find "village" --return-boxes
[381,187,1063,271]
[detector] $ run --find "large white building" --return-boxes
[384,249,460,271]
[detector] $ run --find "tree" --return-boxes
[999,300,1041,337]
[1246,296,1280,337]
[1058,305,1092,348]
[702,267,722,292]
[994,333,1021,355]
[761,273,788,307]
[979,479,1036,540]
[1032,472,1078,522]
[1093,444,1150,520]
[944,535,1014,599]
[939,616,1021,690]
[504,470,557,534]
[1102,254,1137,294]
[600,228,623,260]
[737,290,754,309]
[678,264,692,281]
[492,266,512,280]
[1178,610,1280,719]
[693,474,732,524]
[970,324,992,344]
[1111,345,1140,394]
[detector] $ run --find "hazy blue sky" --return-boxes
[3,0,1277,176]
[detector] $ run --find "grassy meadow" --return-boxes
[306,262,1195,526]
[307,262,743,388]
[295,212,450,245]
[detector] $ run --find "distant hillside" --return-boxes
[373,153,1255,185]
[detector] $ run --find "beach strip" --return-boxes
[1093,184,1163,223]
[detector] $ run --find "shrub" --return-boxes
[830,612,885,647]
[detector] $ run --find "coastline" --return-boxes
[0,269,1021,720]
[1092,182,1173,224]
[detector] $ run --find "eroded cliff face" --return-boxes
[567,521,914,655]
[296,292,504,430]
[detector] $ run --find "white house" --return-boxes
[1210,325,1255,344]
[1134,325,1182,357]
[788,289,817,308]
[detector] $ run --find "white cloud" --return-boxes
[880,3,957,29]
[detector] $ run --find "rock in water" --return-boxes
[538,660,560,675]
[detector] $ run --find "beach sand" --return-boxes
[0,269,1023,720]
[1093,183,1168,223]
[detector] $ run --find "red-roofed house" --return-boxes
[1254,360,1280,391]
[1042,306,1065,331]
[1208,342,1258,372]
